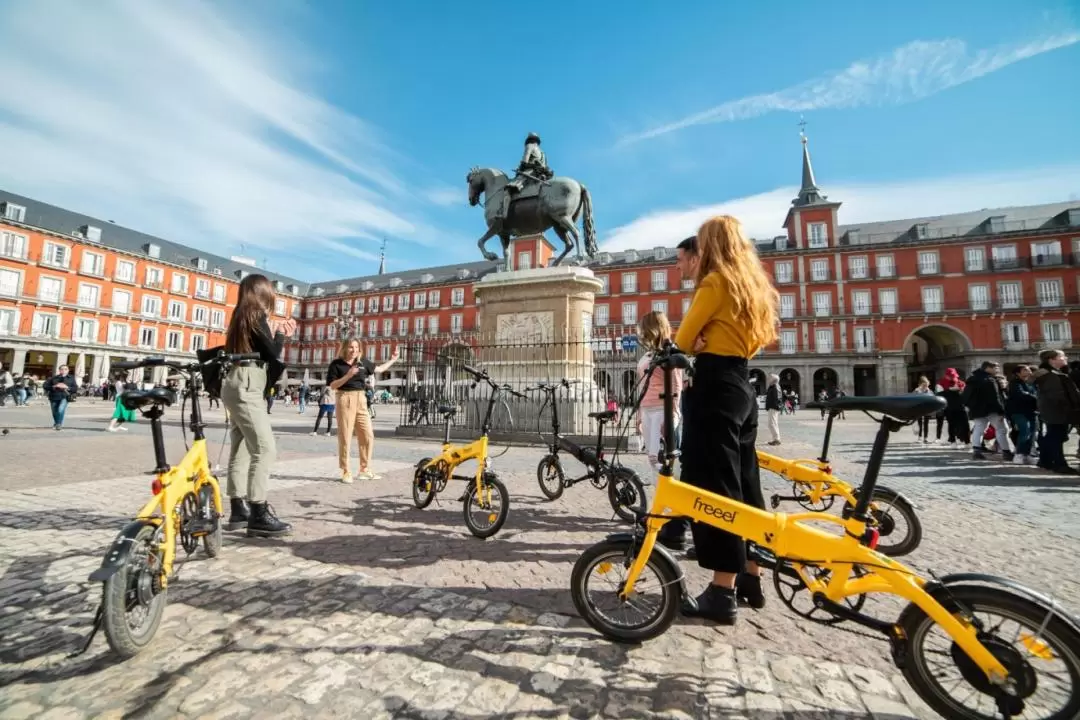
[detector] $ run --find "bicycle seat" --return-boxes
[121,388,176,411]
[589,410,617,422]
[438,404,456,417]
[806,395,945,421]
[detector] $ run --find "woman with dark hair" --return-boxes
[221,274,296,536]
[1032,349,1080,474]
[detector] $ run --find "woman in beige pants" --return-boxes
[326,338,400,482]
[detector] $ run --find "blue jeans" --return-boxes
[1009,414,1034,456]
[50,397,68,427]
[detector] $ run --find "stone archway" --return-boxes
[779,368,801,397]
[749,368,767,396]
[901,324,973,391]
[813,368,839,398]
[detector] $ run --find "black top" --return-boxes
[327,357,376,392]
[250,316,285,364]
[44,373,77,401]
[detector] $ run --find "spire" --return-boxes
[793,119,827,208]
[378,238,387,275]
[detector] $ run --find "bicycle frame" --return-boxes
[536,381,609,485]
[421,375,508,493]
[621,356,1011,687]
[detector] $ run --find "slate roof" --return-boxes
[306,260,499,295]
[0,189,308,294]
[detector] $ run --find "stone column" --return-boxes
[10,349,26,376]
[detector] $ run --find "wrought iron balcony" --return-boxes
[1030,254,1065,269]
[991,257,1022,271]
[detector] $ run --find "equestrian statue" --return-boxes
[468,132,598,267]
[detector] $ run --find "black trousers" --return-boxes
[677,354,764,575]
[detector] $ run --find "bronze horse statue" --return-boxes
[467,167,597,266]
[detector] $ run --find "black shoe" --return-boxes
[225,497,250,531]
[685,546,697,561]
[247,502,292,538]
[737,573,766,610]
[972,449,986,460]
[681,584,737,625]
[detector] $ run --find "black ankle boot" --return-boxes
[246,502,292,538]
[737,573,766,610]
[681,584,737,624]
[224,497,249,531]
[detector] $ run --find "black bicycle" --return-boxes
[528,379,647,523]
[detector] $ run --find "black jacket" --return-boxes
[1004,378,1037,417]
[961,369,1006,418]
[44,373,77,402]
[765,384,782,411]
[1032,366,1080,426]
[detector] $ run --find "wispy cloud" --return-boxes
[0,0,441,280]
[618,32,1080,146]
[602,164,1080,251]
[423,186,466,208]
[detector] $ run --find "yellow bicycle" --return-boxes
[571,344,1080,720]
[757,407,922,556]
[412,364,520,539]
[82,351,259,659]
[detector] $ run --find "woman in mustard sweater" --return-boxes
[674,215,778,624]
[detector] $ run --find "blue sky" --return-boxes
[0,0,1077,281]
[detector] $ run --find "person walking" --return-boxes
[665,214,776,625]
[764,374,782,445]
[221,274,295,537]
[1006,365,1038,465]
[1032,349,1080,474]
[311,383,336,436]
[635,310,682,473]
[106,372,135,432]
[0,363,12,407]
[937,368,969,446]
[912,377,934,443]
[44,365,77,430]
[327,338,400,483]
[962,361,1012,460]
[298,381,309,414]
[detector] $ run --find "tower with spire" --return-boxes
[378,238,387,275]
[783,120,842,249]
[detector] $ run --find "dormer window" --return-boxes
[336,283,348,294]
[287,284,299,294]
[195,257,208,271]
[274,280,284,291]
[82,225,102,242]
[598,252,611,264]
[625,250,638,263]
[390,277,403,287]
[1,202,26,223]
[361,280,374,291]
[846,230,860,245]
[914,223,929,240]
[145,243,161,259]
[420,273,434,283]
[988,216,1005,233]
[653,247,667,261]
[236,269,249,280]
[313,287,325,297]
[213,268,222,276]
[1067,208,1080,226]
[457,268,470,280]
[774,236,787,251]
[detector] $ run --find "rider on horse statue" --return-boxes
[499,133,554,225]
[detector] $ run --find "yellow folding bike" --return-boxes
[571,345,1080,720]
[81,351,259,659]
[757,407,923,556]
[412,364,519,539]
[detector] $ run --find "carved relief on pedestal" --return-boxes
[495,311,554,344]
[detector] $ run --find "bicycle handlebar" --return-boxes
[112,352,262,373]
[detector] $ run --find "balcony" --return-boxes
[916,264,940,277]
[145,280,164,290]
[996,300,1023,311]
[848,269,870,280]
[968,301,992,312]
[1030,254,1065,269]
[990,257,1021,271]
[1037,295,1063,308]
[874,267,896,279]
[808,271,831,283]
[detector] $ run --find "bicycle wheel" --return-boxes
[570,538,680,643]
[844,486,922,557]
[199,483,223,558]
[607,467,647,524]
[413,458,437,509]
[899,584,1080,720]
[101,523,168,659]
[463,473,509,539]
[536,454,565,501]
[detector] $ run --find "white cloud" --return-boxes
[618,32,1080,146]
[0,0,441,276]
[602,164,1080,251]
[423,186,466,207]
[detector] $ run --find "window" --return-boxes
[32,313,60,338]
[851,290,871,315]
[115,261,136,283]
[275,298,287,316]
[43,243,70,268]
[682,297,691,317]
[38,277,62,303]
[779,329,797,354]
[201,307,216,326]
[964,247,985,272]
[398,317,408,336]
[73,318,97,343]
[369,297,379,312]
[681,278,694,290]
[81,251,105,276]
[1032,240,1062,265]
[0,230,28,259]
[622,302,637,325]
[166,330,183,351]
[2,202,26,222]
[848,256,868,279]
[451,314,463,333]
[0,308,16,335]
[354,299,364,313]
[142,296,162,317]
[1042,320,1071,346]
[381,345,391,361]
[369,319,378,337]
[413,317,423,336]
[191,335,206,351]
[398,294,410,311]
[195,278,211,299]
[621,273,637,294]
[596,275,609,295]
[304,326,313,340]
[807,223,828,248]
[383,318,392,337]
[167,300,185,321]
[317,302,327,318]
[651,270,667,291]
[112,289,132,314]
[879,288,898,314]
[917,251,939,275]
[1036,279,1063,307]
[139,327,158,348]
[316,325,326,341]
[854,327,874,352]
[991,245,1018,270]
[812,291,831,317]
[1002,321,1028,349]
[313,348,324,365]
[968,284,990,311]
[875,254,895,278]
[517,251,532,270]
[0,268,20,296]
[108,323,128,346]
[778,294,796,319]
[810,259,829,282]
[213,283,227,303]
[595,305,609,326]
[145,267,163,288]
[997,282,1021,309]
[428,315,439,333]
[383,296,393,312]
[774,261,793,284]
[367,346,376,362]
[451,288,465,306]
[171,274,189,294]
[814,328,833,354]
[428,290,440,308]
[921,287,943,313]
[413,292,426,309]
[652,300,668,315]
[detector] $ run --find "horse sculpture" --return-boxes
[467,167,597,267]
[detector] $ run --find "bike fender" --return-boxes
[872,485,918,510]
[88,521,153,582]
[605,532,689,596]
[923,573,1080,636]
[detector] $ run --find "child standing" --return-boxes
[635,311,683,472]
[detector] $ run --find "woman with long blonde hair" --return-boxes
[635,310,683,472]
[669,215,778,625]
[326,337,400,482]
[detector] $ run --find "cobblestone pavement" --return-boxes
[1,401,1078,718]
